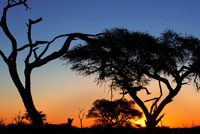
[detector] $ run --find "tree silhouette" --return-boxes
[63,28,200,129]
[0,0,102,127]
[87,99,142,128]
[78,108,85,128]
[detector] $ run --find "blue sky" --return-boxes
[2,0,200,37]
[0,0,200,127]
[31,0,200,36]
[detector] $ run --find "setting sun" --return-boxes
[0,1,200,134]
[131,118,146,127]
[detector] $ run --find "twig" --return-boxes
[25,18,42,64]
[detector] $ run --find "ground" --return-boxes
[0,125,200,134]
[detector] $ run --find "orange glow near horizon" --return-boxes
[0,62,200,128]
[0,0,200,130]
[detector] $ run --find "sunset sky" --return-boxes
[0,0,200,128]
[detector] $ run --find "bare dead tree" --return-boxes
[78,108,85,128]
[0,0,102,127]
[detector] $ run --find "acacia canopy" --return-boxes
[87,99,142,128]
[63,28,200,128]
[64,28,200,89]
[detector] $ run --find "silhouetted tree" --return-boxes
[78,108,85,128]
[63,28,200,129]
[0,0,102,127]
[87,99,142,128]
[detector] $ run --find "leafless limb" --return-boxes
[145,72,173,92]
[145,80,163,115]
[156,113,165,125]
[37,33,71,60]
[0,0,104,127]
[0,50,8,63]
[25,18,43,64]
[178,66,190,74]
[33,47,39,59]
[7,0,30,10]
[17,41,49,51]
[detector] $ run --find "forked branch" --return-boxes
[25,18,43,64]
[144,80,163,115]
[30,33,104,68]
[0,50,8,63]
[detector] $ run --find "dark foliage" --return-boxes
[63,28,200,129]
[64,28,200,90]
[87,99,142,128]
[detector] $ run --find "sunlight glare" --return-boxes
[130,117,146,127]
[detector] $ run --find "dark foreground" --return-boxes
[0,125,200,134]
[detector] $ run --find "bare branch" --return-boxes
[144,97,158,103]
[178,66,190,74]
[120,90,129,99]
[1,3,18,61]
[25,19,33,64]
[156,113,165,125]
[7,0,30,10]
[29,18,42,24]
[144,81,163,115]
[25,18,43,64]
[128,89,150,118]
[31,33,104,69]
[145,72,173,92]
[143,87,151,95]
[33,47,39,60]
[149,80,163,114]
[17,41,49,51]
[0,49,8,63]
[78,108,85,128]
[37,32,103,60]
[37,34,71,60]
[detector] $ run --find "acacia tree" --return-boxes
[87,99,142,128]
[63,28,200,129]
[0,0,101,127]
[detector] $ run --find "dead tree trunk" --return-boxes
[0,0,103,128]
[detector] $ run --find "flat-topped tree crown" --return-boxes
[63,28,200,128]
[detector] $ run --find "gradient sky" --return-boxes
[0,0,200,128]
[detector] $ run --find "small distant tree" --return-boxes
[78,108,85,128]
[63,28,200,129]
[87,99,142,128]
